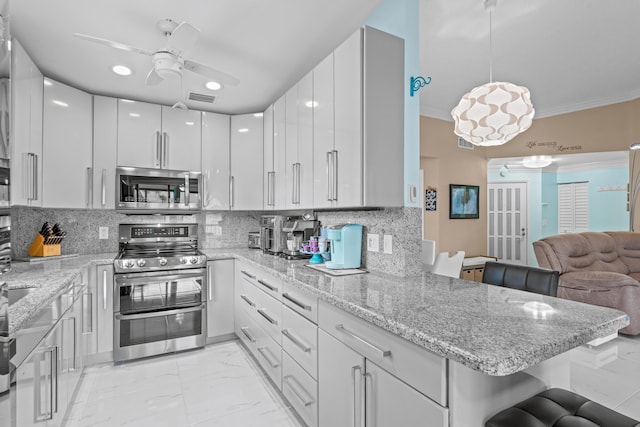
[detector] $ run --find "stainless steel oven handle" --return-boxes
[257,308,278,325]
[115,270,206,284]
[208,265,213,302]
[116,304,204,320]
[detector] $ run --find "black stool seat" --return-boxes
[486,388,640,427]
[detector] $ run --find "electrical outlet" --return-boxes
[99,227,109,240]
[383,235,393,254]
[367,233,379,252]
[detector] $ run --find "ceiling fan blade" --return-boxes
[74,33,153,56]
[167,22,200,55]
[145,68,163,86]
[183,59,240,86]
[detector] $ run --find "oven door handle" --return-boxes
[115,270,206,284]
[116,304,204,321]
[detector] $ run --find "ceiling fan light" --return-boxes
[451,81,535,147]
[112,65,132,76]
[522,155,553,168]
[205,81,222,91]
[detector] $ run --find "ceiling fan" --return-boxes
[74,19,240,88]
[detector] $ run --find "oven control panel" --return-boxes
[130,226,189,238]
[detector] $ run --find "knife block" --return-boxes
[28,234,61,257]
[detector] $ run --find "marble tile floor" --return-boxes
[65,335,640,426]
[64,341,303,427]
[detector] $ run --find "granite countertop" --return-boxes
[6,249,630,376]
[6,254,117,334]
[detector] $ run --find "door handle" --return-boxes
[87,167,93,208]
[184,173,190,206]
[102,269,108,311]
[229,176,234,208]
[351,365,362,427]
[155,131,161,168]
[101,168,107,207]
[83,292,93,333]
[208,265,213,302]
[332,150,338,201]
[291,163,296,204]
[267,171,275,207]
[326,151,332,201]
[364,372,374,427]
[163,132,168,168]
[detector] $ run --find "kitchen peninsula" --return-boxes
[7,250,629,426]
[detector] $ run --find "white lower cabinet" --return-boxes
[84,264,114,364]
[15,290,85,427]
[206,259,235,341]
[282,351,318,427]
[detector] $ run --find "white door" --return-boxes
[42,79,93,208]
[229,113,263,210]
[487,182,529,264]
[201,112,230,210]
[558,182,589,233]
[312,52,334,209]
[117,100,161,168]
[161,106,201,171]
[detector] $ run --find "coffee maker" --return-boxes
[325,224,363,269]
[282,218,320,259]
[260,215,287,254]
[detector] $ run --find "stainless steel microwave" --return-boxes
[116,166,202,213]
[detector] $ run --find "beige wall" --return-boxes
[420,116,488,256]
[420,98,640,255]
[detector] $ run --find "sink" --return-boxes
[8,288,36,305]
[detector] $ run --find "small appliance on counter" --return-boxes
[282,218,320,260]
[325,224,363,269]
[260,215,288,254]
[248,231,261,249]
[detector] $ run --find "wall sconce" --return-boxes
[410,75,431,97]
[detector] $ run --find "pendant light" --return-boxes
[451,0,535,147]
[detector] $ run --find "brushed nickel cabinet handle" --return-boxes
[283,375,314,407]
[282,293,312,311]
[240,326,256,343]
[240,294,256,307]
[335,324,391,359]
[282,329,311,352]
[257,279,277,293]
[257,346,279,368]
[257,308,278,325]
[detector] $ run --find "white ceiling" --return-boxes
[8,0,640,118]
[420,0,640,120]
[10,0,382,114]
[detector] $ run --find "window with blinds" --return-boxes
[558,182,589,233]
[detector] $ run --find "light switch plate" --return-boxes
[367,234,379,252]
[99,227,109,239]
[384,235,393,254]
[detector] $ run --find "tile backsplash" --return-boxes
[11,206,422,276]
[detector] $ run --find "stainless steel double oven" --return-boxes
[113,224,207,362]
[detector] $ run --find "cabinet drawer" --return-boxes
[473,268,484,281]
[282,282,318,324]
[255,326,282,391]
[461,269,474,281]
[237,261,283,301]
[282,305,318,379]
[282,351,318,427]
[235,306,258,352]
[238,277,282,346]
[319,301,448,406]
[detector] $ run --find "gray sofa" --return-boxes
[533,231,640,335]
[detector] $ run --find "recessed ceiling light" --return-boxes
[253,113,263,117]
[52,100,69,107]
[205,81,222,91]
[112,65,132,76]
[129,113,140,118]
[305,101,318,108]
[238,128,249,133]
[43,79,53,86]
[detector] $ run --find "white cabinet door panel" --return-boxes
[117,100,161,168]
[207,259,235,338]
[312,53,334,209]
[161,106,201,171]
[297,71,314,209]
[92,96,117,209]
[42,79,93,208]
[263,104,274,210]
[201,112,230,210]
[229,114,263,210]
[285,86,298,209]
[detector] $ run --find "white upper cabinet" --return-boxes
[161,106,202,171]
[230,113,263,210]
[286,72,314,209]
[92,96,117,209]
[201,111,230,210]
[116,100,162,169]
[42,79,93,208]
[11,38,43,206]
[264,97,286,210]
[313,26,404,209]
[312,52,334,209]
[117,100,201,171]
